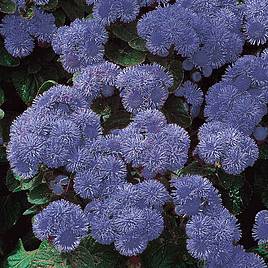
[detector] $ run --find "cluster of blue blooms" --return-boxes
[84,181,169,255]
[253,210,268,245]
[33,200,89,252]
[243,0,268,45]
[172,175,266,267]
[86,0,167,26]
[0,8,56,57]
[137,1,244,78]
[195,121,259,175]
[116,64,173,113]
[52,19,108,73]
[205,53,268,136]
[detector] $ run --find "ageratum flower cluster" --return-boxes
[9,80,190,253]
[116,64,173,113]
[33,200,89,252]
[205,53,268,135]
[87,0,168,26]
[52,19,108,73]
[195,121,259,175]
[85,181,169,256]
[137,1,244,78]
[172,175,265,267]
[0,8,56,57]
[243,0,268,45]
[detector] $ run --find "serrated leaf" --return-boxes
[27,184,50,205]
[111,23,137,42]
[163,96,192,128]
[105,41,146,67]
[167,60,184,93]
[5,169,21,192]
[0,0,16,14]
[0,195,21,232]
[0,46,20,67]
[6,240,70,268]
[128,37,147,52]
[0,108,4,119]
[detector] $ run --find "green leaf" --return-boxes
[105,41,146,67]
[0,108,4,120]
[128,37,147,52]
[259,144,268,160]
[27,63,42,74]
[110,22,137,42]
[60,0,89,20]
[0,46,20,67]
[38,80,57,95]
[0,195,21,232]
[68,237,126,268]
[0,145,7,163]
[0,87,5,106]
[53,8,66,26]
[163,96,192,128]
[23,205,40,216]
[12,70,37,105]
[174,161,216,178]
[5,170,21,192]
[27,184,50,205]
[6,240,70,268]
[0,0,16,14]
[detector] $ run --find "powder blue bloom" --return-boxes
[116,64,173,113]
[252,210,268,244]
[33,200,89,252]
[253,126,268,141]
[73,62,120,103]
[196,122,259,175]
[171,175,221,216]
[52,19,108,73]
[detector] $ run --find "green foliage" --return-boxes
[163,96,192,129]
[6,240,70,268]
[67,237,126,268]
[0,46,20,67]
[0,0,16,14]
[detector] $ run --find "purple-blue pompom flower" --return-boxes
[252,210,268,244]
[116,64,173,113]
[171,175,221,216]
[52,19,108,73]
[33,200,89,252]
[196,121,259,175]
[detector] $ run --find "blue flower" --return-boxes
[89,0,140,25]
[116,64,173,113]
[52,19,108,72]
[73,62,120,103]
[196,122,259,175]
[253,126,268,141]
[252,210,268,244]
[171,175,221,216]
[137,180,170,209]
[33,200,89,252]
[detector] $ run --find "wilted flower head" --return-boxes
[33,200,89,252]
